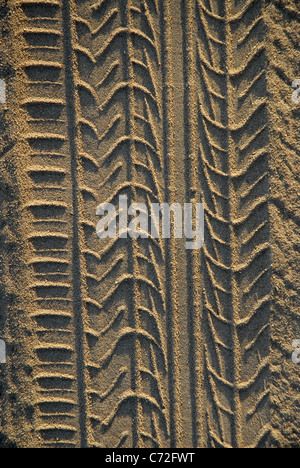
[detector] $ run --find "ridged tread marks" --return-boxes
[0,1,39,448]
[86,0,169,448]
[4,0,296,450]
[265,0,300,448]
[185,0,271,447]
[14,0,99,447]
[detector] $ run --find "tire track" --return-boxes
[184,0,271,448]
[86,0,170,448]
[0,0,298,449]
[0,1,44,448]
[7,0,100,447]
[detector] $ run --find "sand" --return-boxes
[0,0,299,448]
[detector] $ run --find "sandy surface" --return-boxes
[0,0,299,448]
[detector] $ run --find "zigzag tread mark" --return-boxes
[194,0,270,448]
